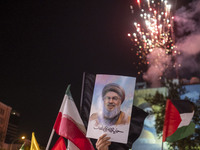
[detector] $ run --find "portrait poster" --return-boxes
[86,74,136,144]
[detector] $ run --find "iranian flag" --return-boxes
[162,99,195,142]
[53,85,95,150]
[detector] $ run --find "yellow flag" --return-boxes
[30,132,40,150]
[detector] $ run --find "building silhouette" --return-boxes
[5,110,20,144]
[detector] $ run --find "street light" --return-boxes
[21,136,25,140]
[9,136,25,150]
[20,137,31,150]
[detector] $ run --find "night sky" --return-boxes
[0,0,195,147]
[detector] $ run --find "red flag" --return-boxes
[52,137,66,150]
[162,99,181,142]
[53,85,95,150]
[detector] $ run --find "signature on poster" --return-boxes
[93,125,124,134]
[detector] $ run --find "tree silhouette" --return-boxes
[145,79,200,149]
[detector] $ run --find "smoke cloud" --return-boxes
[175,0,200,78]
[143,48,171,87]
[143,0,200,86]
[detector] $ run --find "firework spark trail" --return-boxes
[129,0,200,86]
[129,0,178,86]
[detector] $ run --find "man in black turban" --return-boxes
[89,83,130,126]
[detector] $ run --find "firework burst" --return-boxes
[128,0,180,77]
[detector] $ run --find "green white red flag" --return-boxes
[162,99,195,142]
[53,85,95,150]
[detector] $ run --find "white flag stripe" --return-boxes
[67,140,80,150]
[178,111,194,128]
[64,95,85,128]
[59,95,67,112]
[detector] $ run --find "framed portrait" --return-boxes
[86,74,136,144]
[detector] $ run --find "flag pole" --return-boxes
[80,72,86,113]
[46,129,55,150]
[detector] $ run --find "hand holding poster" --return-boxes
[86,74,136,144]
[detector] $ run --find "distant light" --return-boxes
[167,19,169,23]
[127,33,131,37]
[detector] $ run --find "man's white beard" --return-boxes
[103,104,121,119]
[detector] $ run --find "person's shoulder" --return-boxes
[115,111,130,125]
[120,111,130,119]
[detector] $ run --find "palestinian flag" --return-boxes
[162,99,195,142]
